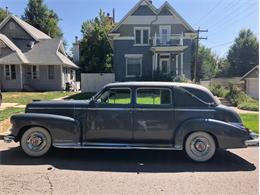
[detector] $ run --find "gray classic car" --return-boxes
[4,82,258,162]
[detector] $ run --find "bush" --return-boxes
[153,71,191,83]
[227,83,259,111]
[238,102,259,111]
[209,84,229,97]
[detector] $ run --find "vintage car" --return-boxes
[4,82,258,162]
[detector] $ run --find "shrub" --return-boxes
[209,84,229,97]
[227,83,259,111]
[238,102,259,111]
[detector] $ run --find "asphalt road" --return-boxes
[0,141,258,195]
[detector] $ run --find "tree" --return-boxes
[196,45,218,80]
[80,10,114,73]
[0,7,8,22]
[22,0,63,38]
[227,29,259,76]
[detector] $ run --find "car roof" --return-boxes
[105,82,208,91]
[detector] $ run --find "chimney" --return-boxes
[72,36,80,64]
[112,8,115,23]
[5,7,8,17]
[148,0,152,4]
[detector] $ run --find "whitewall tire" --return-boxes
[20,127,52,157]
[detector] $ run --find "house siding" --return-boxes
[22,65,63,91]
[158,7,172,15]
[1,18,33,41]
[132,5,156,16]
[0,64,22,91]
[113,40,153,81]
[116,24,188,37]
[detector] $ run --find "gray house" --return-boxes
[109,0,196,81]
[0,15,78,91]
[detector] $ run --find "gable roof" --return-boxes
[241,65,259,80]
[111,0,157,32]
[157,1,194,31]
[23,39,78,68]
[0,15,51,40]
[0,34,28,64]
[111,0,194,33]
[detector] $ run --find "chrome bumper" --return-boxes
[3,135,15,143]
[245,132,259,146]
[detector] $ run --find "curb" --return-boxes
[0,131,10,140]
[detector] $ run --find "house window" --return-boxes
[5,65,16,80]
[70,70,74,80]
[134,27,150,45]
[32,65,39,79]
[125,55,142,77]
[48,65,55,80]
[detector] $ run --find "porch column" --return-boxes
[20,64,23,90]
[175,54,179,75]
[180,52,184,76]
[155,53,158,71]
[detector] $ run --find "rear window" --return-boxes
[183,87,216,104]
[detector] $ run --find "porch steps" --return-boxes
[218,97,234,106]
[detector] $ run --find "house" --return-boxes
[0,15,78,91]
[241,65,259,99]
[108,0,196,81]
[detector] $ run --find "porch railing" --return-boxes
[152,33,184,47]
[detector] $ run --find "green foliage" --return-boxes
[227,83,259,111]
[0,7,8,23]
[22,0,63,38]
[196,45,218,81]
[153,71,191,83]
[80,10,114,73]
[226,29,259,76]
[209,84,229,97]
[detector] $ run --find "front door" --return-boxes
[85,87,133,143]
[160,58,170,74]
[133,87,174,144]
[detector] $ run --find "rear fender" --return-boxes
[173,118,250,149]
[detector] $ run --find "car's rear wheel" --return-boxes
[185,131,216,162]
[20,127,51,157]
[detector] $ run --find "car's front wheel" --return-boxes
[185,131,216,162]
[20,127,52,157]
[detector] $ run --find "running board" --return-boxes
[53,142,183,150]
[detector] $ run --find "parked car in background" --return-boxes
[4,82,258,162]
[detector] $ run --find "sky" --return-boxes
[0,0,259,57]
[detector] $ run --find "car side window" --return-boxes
[96,88,131,104]
[136,88,171,105]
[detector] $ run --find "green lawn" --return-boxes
[2,91,78,105]
[0,107,25,122]
[240,113,259,134]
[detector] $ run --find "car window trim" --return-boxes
[135,87,172,106]
[95,87,132,105]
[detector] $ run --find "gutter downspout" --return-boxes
[150,14,158,79]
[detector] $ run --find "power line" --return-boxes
[210,41,234,48]
[197,0,238,26]
[195,0,224,25]
[209,7,258,35]
[206,0,252,30]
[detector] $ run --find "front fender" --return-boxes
[10,113,81,144]
[174,118,250,149]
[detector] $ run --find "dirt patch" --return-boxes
[0,118,11,134]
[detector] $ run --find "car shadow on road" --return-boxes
[0,147,256,173]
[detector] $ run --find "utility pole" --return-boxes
[193,27,208,83]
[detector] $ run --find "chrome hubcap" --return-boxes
[190,136,210,157]
[26,132,47,152]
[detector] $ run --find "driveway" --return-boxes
[0,141,258,195]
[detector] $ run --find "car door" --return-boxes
[133,87,174,144]
[85,87,133,143]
